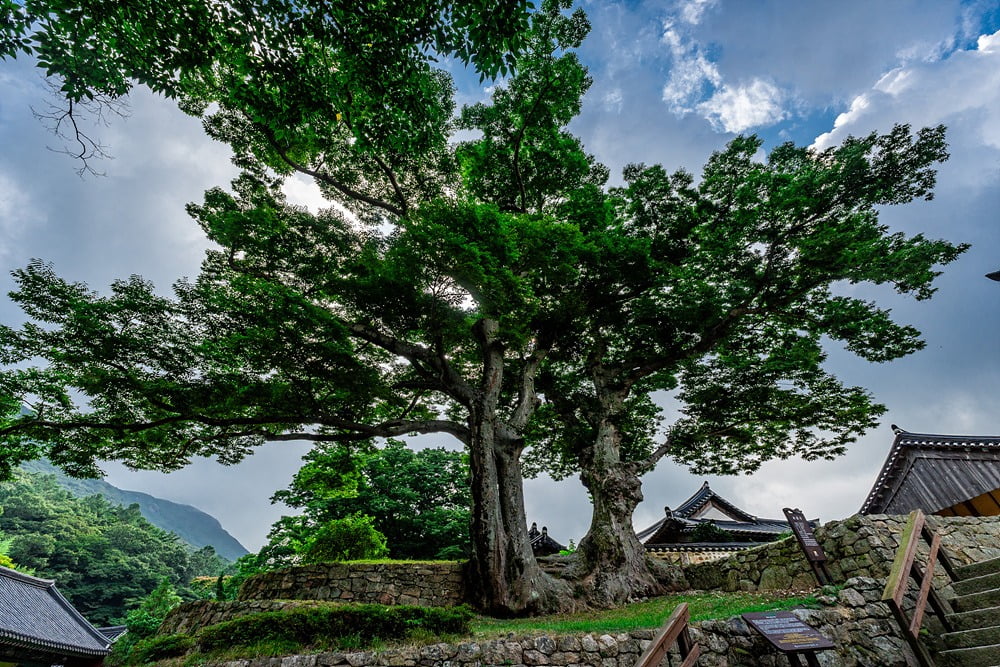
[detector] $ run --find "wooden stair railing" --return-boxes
[634,602,700,667]
[881,509,957,667]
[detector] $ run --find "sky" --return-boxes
[1,0,999,552]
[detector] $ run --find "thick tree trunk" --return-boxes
[465,413,573,615]
[571,402,671,606]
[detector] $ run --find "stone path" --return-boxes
[937,555,1000,667]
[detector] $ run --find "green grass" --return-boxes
[472,591,818,637]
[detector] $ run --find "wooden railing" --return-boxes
[881,509,957,667]
[634,602,700,667]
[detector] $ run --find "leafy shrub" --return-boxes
[301,515,389,563]
[198,603,473,652]
[689,522,735,543]
[127,634,195,665]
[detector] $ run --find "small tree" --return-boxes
[123,578,182,639]
[302,515,389,563]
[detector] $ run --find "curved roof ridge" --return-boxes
[673,481,756,522]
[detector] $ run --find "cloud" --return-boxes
[697,78,788,133]
[813,28,1000,189]
[658,3,791,133]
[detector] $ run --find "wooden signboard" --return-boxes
[743,611,834,666]
[783,507,833,585]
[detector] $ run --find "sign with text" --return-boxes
[742,611,835,653]
[783,507,827,563]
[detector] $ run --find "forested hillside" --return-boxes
[0,470,230,625]
[20,459,248,561]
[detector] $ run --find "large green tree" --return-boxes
[0,0,966,613]
[523,126,966,605]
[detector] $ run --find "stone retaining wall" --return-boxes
[237,562,465,607]
[686,513,1000,592]
[161,600,335,636]
[199,577,915,667]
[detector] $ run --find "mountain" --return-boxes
[19,460,249,561]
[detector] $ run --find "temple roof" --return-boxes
[528,522,565,556]
[0,566,111,659]
[860,425,1000,515]
[637,482,791,545]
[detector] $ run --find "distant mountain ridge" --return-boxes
[20,460,249,561]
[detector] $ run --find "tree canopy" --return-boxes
[0,0,967,613]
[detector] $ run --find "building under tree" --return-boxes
[0,566,111,667]
[637,482,798,564]
[861,425,1000,517]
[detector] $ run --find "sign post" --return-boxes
[783,507,833,586]
[742,611,835,666]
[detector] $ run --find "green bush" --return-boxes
[128,634,195,665]
[302,515,389,563]
[197,603,473,652]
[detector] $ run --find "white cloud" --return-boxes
[814,29,1000,155]
[659,7,789,132]
[602,88,624,113]
[697,78,788,133]
[676,0,719,26]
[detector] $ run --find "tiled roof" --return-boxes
[672,481,757,522]
[636,482,790,545]
[860,425,1000,515]
[0,566,110,658]
[98,626,128,643]
[645,542,755,553]
[528,522,565,556]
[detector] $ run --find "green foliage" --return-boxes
[266,440,471,563]
[300,514,389,563]
[125,578,182,639]
[21,459,247,562]
[125,634,195,665]
[0,0,969,611]
[0,471,193,624]
[197,604,473,652]
[689,522,736,543]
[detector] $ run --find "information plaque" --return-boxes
[783,507,833,585]
[742,611,835,652]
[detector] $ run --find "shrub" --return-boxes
[197,603,473,652]
[127,634,195,665]
[301,515,389,563]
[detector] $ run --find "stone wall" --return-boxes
[198,577,916,667]
[161,600,335,636]
[686,513,1000,592]
[236,561,465,607]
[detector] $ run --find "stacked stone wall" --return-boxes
[199,577,914,667]
[686,513,1000,592]
[236,561,465,607]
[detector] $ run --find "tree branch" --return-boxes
[251,118,406,217]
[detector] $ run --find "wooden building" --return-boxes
[637,482,795,563]
[528,522,566,556]
[860,425,1000,516]
[0,566,111,667]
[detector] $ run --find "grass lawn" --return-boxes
[472,590,819,637]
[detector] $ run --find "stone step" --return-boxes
[937,644,1000,667]
[955,571,1000,597]
[944,626,1000,650]
[947,606,1000,632]
[953,588,1000,613]
[956,557,1000,582]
